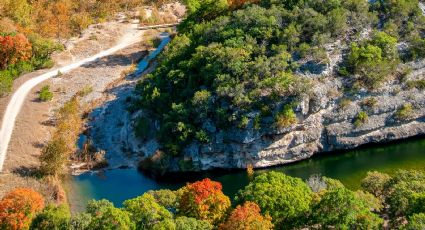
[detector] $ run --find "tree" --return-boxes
[311,187,383,229]
[178,178,231,224]
[0,34,32,70]
[406,213,425,230]
[385,170,425,218]
[361,171,391,198]
[174,216,213,230]
[85,199,135,230]
[220,202,273,230]
[0,188,45,230]
[123,193,173,229]
[39,137,68,176]
[30,204,71,230]
[147,189,178,211]
[236,172,312,227]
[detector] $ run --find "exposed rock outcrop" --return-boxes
[131,59,425,172]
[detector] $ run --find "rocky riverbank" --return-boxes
[119,59,425,174]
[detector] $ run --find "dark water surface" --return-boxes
[67,138,425,211]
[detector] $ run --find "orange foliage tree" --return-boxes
[0,33,32,69]
[179,178,231,224]
[220,201,274,230]
[0,188,45,230]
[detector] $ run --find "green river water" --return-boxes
[68,137,425,211]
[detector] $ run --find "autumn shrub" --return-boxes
[0,188,45,230]
[178,178,231,224]
[220,201,273,230]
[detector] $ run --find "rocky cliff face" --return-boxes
[128,59,425,172]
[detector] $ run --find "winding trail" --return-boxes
[0,23,175,172]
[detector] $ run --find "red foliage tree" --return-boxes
[0,33,32,69]
[179,178,231,224]
[0,188,45,230]
[220,202,274,230]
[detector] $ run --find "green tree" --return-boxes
[39,137,68,176]
[123,194,173,230]
[174,217,212,230]
[361,171,391,198]
[236,172,312,227]
[405,213,425,230]
[85,200,134,230]
[385,170,425,218]
[30,204,71,230]
[311,187,383,229]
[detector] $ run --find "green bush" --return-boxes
[395,103,414,120]
[39,85,53,102]
[274,104,297,128]
[354,111,368,127]
[0,73,13,97]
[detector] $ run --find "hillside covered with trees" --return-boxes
[2,170,425,229]
[133,0,425,173]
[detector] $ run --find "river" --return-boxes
[67,137,425,211]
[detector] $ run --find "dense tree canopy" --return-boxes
[236,172,312,227]
[0,188,45,230]
[178,178,231,224]
[220,201,273,230]
[135,0,425,160]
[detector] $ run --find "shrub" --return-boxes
[406,80,425,90]
[361,97,378,109]
[39,85,53,101]
[0,73,13,97]
[0,188,45,230]
[238,116,249,129]
[339,98,352,110]
[395,103,413,120]
[39,137,68,176]
[274,104,297,128]
[353,111,368,127]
